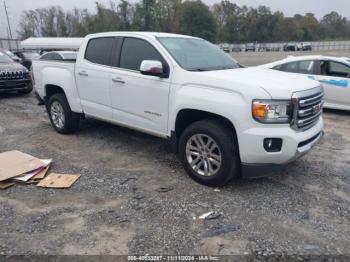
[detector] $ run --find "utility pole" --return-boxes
[3,0,13,39]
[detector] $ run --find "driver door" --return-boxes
[109,37,171,135]
[315,60,350,108]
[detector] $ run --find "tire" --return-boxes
[178,120,240,187]
[47,93,80,134]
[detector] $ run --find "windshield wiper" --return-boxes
[188,68,208,72]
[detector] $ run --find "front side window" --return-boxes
[85,37,114,66]
[157,37,239,71]
[119,38,165,71]
[326,61,350,78]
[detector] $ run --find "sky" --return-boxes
[1,0,350,38]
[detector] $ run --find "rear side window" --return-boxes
[85,37,114,66]
[41,53,62,61]
[119,38,165,71]
[40,53,54,60]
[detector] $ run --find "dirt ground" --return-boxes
[0,54,350,258]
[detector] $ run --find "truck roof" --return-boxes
[21,32,198,51]
[86,31,198,39]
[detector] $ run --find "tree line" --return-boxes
[18,0,350,43]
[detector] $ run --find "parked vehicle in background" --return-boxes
[221,43,231,53]
[14,51,40,69]
[258,44,273,52]
[231,46,241,52]
[297,42,312,51]
[32,32,324,186]
[245,43,257,52]
[283,42,298,51]
[40,51,78,62]
[259,55,350,111]
[0,49,32,94]
[0,48,22,63]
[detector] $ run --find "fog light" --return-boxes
[264,138,282,152]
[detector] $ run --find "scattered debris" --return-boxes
[198,211,221,220]
[12,167,45,182]
[196,201,210,208]
[203,224,240,238]
[31,160,52,180]
[37,173,81,188]
[156,186,174,193]
[120,177,137,185]
[0,151,45,182]
[0,181,16,189]
[0,150,78,190]
[214,188,220,192]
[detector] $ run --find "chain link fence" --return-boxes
[229,40,350,52]
[0,39,21,51]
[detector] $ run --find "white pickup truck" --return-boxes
[32,32,324,186]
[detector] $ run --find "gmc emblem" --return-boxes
[313,103,322,114]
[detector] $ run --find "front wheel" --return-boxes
[47,93,80,134]
[179,120,240,187]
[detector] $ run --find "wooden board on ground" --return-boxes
[37,173,81,188]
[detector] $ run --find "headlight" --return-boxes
[252,100,293,124]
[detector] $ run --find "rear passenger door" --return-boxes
[75,37,115,120]
[109,37,171,135]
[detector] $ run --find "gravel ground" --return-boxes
[0,74,350,258]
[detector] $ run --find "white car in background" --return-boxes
[259,55,350,111]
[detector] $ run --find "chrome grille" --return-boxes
[291,86,324,130]
[0,70,27,80]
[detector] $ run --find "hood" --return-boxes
[195,67,320,99]
[0,62,27,72]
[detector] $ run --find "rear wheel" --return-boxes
[179,120,240,187]
[47,93,79,134]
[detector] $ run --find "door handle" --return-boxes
[112,77,125,84]
[78,70,88,76]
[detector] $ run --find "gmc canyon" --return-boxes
[32,32,324,186]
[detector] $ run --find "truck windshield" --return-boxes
[157,37,239,71]
[0,51,13,63]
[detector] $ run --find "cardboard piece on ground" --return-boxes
[0,181,17,189]
[37,173,81,188]
[0,151,45,182]
[31,159,52,180]
[12,166,45,182]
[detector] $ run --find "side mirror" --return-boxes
[140,60,164,77]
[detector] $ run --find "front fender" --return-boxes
[169,83,249,134]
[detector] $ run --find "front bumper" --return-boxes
[239,117,324,178]
[241,131,323,178]
[0,79,31,93]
